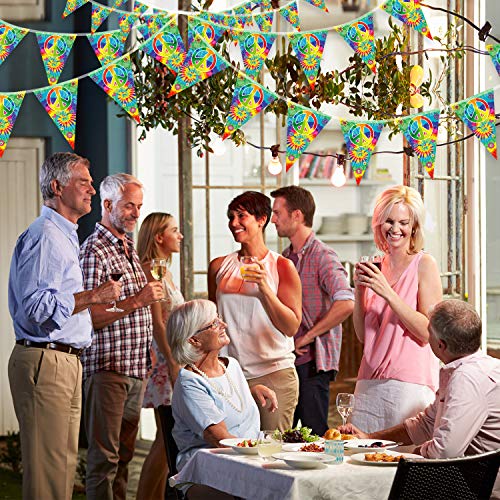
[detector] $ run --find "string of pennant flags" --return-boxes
[0,0,498,183]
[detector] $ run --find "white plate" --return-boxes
[344,439,398,452]
[282,443,326,452]
[350,451,423,466]
[219,438,258,455]
[273,452,336,469]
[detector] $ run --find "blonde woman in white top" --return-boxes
[208,191,302,431]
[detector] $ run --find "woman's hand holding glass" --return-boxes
[151,258,168,301]
[257,430,282,461]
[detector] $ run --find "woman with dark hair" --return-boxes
[136,212,184,500]
[351,185,442,433]
[208,191,302,431]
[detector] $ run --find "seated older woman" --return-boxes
[168,299,277,478]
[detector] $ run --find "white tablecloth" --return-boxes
[170,448,398,500]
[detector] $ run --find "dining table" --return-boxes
[170,447,401,500]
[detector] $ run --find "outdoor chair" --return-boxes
[388,449,500,500]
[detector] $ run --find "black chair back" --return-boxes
[388,449,500,500]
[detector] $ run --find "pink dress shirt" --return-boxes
[357,251,439,391]
[404,350,500,458]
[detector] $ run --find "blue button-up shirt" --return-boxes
[8,206,93,348]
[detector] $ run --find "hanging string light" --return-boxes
[267,144,283,175]
[330,153,347,187]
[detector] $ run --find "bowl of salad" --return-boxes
[281,426,321,444]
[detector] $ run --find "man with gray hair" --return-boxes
[80,173,164,500]
[8,152,122,500]
[340,299,500,497]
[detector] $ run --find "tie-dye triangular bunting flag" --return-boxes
[188,18,227,48]
[62,0,88,18]
[112,0,127,8]
[302,0,328,12]
[336,13,377,73]
[0,92,25,158]
[340,119,384,184]
[87,31,125,66]
[399,110,440,179]
[286,102,331,171]
[141,24,186,74]
[168,38,229,97]
[381,0,432,40]
[451,90,497,159]
[36,33,76,85]
[289,31,327,89]
[133,0,149,15]
[222,75,277,139]
[236,32,276,79]
[91,4,113,33]
[254,12,274,32]
[486,44,500,77]
[280,2,300,31]
[89,55,140,123]
[34,80,78,149]
[0,22,29,68]
[118,12,139,43]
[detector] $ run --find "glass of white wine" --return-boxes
[257,430,282,462]
[151,258,167,301]
[336,393,355,427]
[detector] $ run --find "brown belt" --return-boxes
[16,339,84,357]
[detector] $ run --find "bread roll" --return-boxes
[324,429,341,440]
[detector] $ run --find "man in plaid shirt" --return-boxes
[80,174,164,500]
[271,186,354,436]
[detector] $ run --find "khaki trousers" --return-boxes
[84,371,145,500]
[248,367,299,431]
[8,344,82,500]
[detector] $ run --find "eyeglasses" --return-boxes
[195,315,224,335]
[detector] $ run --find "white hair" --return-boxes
[99,173,143,214]
[167,299,217,366]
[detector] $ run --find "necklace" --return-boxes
[189,360,244,413]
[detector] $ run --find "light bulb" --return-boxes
[267,155,283,175]
[330,165,346,187]
[209,135,226,156]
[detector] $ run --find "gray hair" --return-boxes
[39,152,90,201]
[167,299,217,366]
[99,173,143,213]
[429,299,482,356]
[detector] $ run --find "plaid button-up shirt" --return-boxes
[79,223,153,380]
[283,233,354,373]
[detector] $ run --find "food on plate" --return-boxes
[358,441,385,448]
[299,443,325,453]
[323,429,341,440]
[282,426,319,443]
[364,452,405,463]
[341,434,356,441]
[237,439,257,448]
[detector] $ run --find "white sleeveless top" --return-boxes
[216,251,295,379]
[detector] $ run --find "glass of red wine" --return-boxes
[106,261,125,313]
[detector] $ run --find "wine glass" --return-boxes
[106,259,125,313]
[151,258,168,301]
[336,393,355,427]
[257,430,282,461]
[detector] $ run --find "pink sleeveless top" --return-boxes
[357,251,439,391]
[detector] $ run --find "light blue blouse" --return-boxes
[172,356,260,470]
[8,206,92,348]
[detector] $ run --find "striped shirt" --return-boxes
[79,223,153,380]
[283,233,354,372]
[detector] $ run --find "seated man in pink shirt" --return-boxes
[340,299,500,498]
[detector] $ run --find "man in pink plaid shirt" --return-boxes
[271,186,354,436]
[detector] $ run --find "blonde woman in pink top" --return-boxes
[351,185,442,433]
